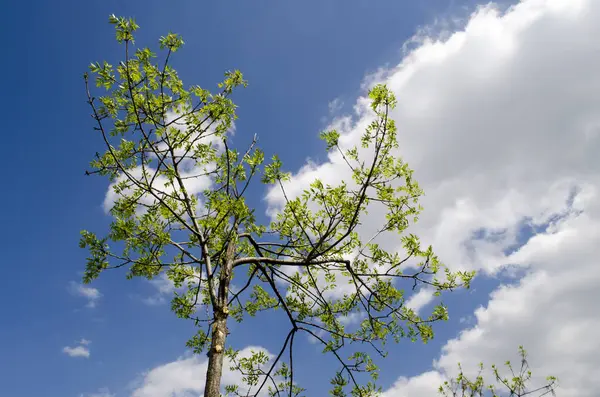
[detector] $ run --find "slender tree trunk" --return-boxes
[204,236,236,397]
[204,312,229,397]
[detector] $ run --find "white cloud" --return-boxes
[63,338,92,358]
[435,193,600,395]
[131,346,274,397]
[405,288,435,315]
[142,273,178,306]
[141,271,206,307]
[69,281,102,308]
[63,345,91,358]
[265,0,600,396]
[381,371,445,397]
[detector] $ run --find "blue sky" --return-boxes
[3,1,600,396]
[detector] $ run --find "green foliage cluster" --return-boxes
[440,347,558,397]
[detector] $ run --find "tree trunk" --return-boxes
[204,312,229,397]
[204,237,236,397]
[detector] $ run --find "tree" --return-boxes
[79,16,553,397]
[440,347,558,397]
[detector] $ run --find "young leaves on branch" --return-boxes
[440,347,558,397]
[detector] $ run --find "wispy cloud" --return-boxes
[328,97,344,114]
[69,281,102,308]
[141,273,177,306]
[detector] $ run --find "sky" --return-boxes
[1,0,599,396]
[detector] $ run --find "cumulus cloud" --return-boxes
[63,344,91,358]
[130,346,274,397]
[69,281,102,308]
[63,338,92,358]
[381,371,446,397]
[265,0,600,396]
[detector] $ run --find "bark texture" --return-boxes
[204,239,236,397]
[204,313,229,397]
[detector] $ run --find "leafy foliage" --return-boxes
[440,347,558,397]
